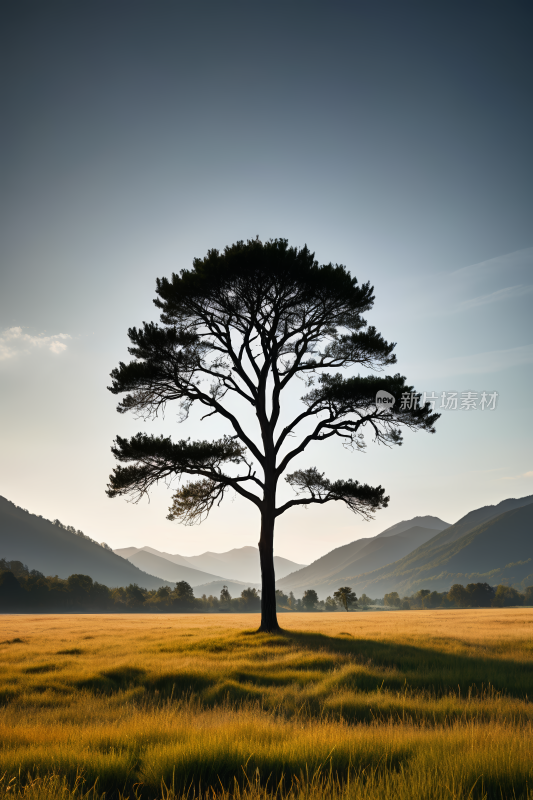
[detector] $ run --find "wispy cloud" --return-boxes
[502,470,533,481]
[0,327,71,361]
[457,284,533,312]
[422,343,533,378]
[450,246,533,282]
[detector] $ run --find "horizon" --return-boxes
[1,2,532,563]
[3,491,532,568]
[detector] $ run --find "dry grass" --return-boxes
[0,610,532,799]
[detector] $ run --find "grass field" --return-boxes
[1,610,532,799]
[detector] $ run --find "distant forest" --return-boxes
[1,558,531,613]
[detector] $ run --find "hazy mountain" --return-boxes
[350,500,533,596]
[375,516,450,538]
[276,516,449,595]
[0,497,169,589]
[113,546,145,560]
[125,550,224,587]
[178,545,306,582]
[114,545,306,584]
[414,495,533,549]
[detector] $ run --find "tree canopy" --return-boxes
[334,587,358,611]
[107,238,439,631]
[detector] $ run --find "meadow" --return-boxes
[0,610,532,800]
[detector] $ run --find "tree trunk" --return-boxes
[258,506,281,632]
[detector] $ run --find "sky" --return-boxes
[0,1,532,563]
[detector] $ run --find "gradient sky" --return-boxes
[1,1,532,563]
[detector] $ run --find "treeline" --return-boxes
[382,582,533,609]
[1,560,530,613]
[0,559,262,613]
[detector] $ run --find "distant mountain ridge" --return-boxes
[375,516,451,538]
[125,550,225,587]
[344,496,533,597]
[4,492,531,600]
[276,516,450,596]
[114,545,306,585]
[0,496,169,589]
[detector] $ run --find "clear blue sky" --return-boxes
[1,1,532,562]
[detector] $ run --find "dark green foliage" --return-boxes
[492,585,524,607]
[302,589,319,610]
[175,580,195,601]
[384,591,401,608]
[333,586,357,611]
[2,557,530,613]
[240,587,261,610]
[448,583,469,607]
[416,589,431,608]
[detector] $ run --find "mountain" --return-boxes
[0,497,169,589]
[125,550,224,587]
[187,546,306,582]
[375,515,451,538]
[114,545,306,584]
[276,516,450,596]
[333,495,533,597]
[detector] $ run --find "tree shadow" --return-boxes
[272,629,531,698]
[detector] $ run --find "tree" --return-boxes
[492,584,523,607]
[384,591,401,608]
[359,593,371,609]
[174,581,195,603]
[334,586,357,611]
[67,574,94,608]
[447,584,468,607]
[425,590,441,609]
[465,582,495,608]
[416,589,431,609]
[325,595,338,611]
[106,238,439,632]
[302,589,319,610]
[240,587,261,610]
[275,589,289,608]
[220,585,232,605]
[124,583,146,608]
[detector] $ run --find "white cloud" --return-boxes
[424,343,533,378]
[450,246,533,283]
[502,470,533,481]
[0,327,71,361]
[457,284,533,312]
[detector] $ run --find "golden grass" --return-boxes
[1,610,532,799]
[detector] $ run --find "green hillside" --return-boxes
[352,501,533,596]
[276,516,449,595]
[0,496,169,589]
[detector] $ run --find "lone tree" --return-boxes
[107,238,438,632]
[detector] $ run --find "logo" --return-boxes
[375,390,395,407]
